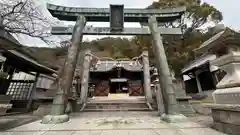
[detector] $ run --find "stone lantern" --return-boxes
[203,28,240,134]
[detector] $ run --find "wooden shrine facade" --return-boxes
[0,30,56,113]
[89,60,144,96]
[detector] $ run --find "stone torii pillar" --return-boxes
[80,49,92,106]
[153,79,165,115]
[141,51,153,103]
[42,16,86,124]
[148,16,185,122]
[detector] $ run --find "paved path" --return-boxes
[1,112,226,135]
[0,113,39,131]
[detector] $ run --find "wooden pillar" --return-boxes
[7,68,15,81]
[26,72,39,111]
[213,72,219,86]
[195,72,202,93]
[80,49,91,104]
[148,16,179,115]
[142,51,153,103]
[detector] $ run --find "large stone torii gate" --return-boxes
[42,4,186,124]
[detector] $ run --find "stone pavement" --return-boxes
[188,114,213,128]
[0,113,39,131]
[0,111,226,135]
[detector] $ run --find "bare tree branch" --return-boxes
[0,0,52,43]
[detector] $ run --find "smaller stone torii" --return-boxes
[78,50,153,107]
[42,4,186,124]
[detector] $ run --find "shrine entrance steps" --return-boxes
[82,95,153,112]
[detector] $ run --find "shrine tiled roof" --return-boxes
[194,27,240,53]
[0,30,56,74]
[194,30,225,53]
[181,54,216,74]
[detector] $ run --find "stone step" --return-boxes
[87,98,146,103]
[86,103,148,109]
[81,96,154,112]
[83,108,152,112]
[77,100,147,105]
[87,100,146,104]
[84,99,152,111]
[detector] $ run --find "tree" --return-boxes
[132,0,223,77]
[149,0,222,30]
[0,0,51,41]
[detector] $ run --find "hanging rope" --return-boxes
[88,52,145,68]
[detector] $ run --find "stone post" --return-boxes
[72,79,78,98]
[80,49,91,105]
[142,51,153,103]
[42,16,86,124]
[148,16,184,122]
[153,79,165,115]
[75,50,85,97]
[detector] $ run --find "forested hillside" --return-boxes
[29,29,218,77]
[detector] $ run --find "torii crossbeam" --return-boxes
[51,26,182,35]
[47,4,185,23]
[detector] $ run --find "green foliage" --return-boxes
[149,0,223,30]
[133,0,223,77]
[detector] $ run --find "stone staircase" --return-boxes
[82,96,153,112]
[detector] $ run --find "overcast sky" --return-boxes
[17,0,240,47]
[47,0,240,30]
[203,0,239,30]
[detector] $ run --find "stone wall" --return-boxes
[205,104,240,135]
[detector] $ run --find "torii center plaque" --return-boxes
[110,5,124,32]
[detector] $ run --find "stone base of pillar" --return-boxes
[65,101,72,114]
[176,97,196,115]
[41,90,68,124]
[161,113,187,123]
[41,114,69,124]
[70,100,79,112]
[146,102,153,110]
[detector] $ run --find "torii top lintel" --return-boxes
[47,4,186,23]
